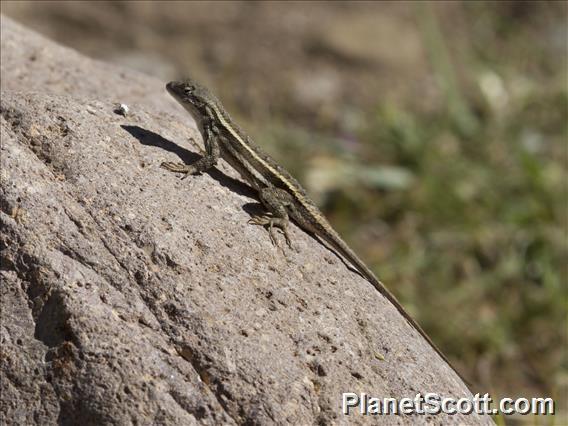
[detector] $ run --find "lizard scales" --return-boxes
[161,79,465,383]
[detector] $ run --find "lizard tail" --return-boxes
[317,228,468,386]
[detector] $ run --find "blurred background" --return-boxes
[2,1,566,423]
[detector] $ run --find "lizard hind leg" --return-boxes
[248,187,294,248]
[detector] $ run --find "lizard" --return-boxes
[160,78,465,383]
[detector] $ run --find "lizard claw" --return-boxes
[249,215,293,249]
[160,161,196,178]
[283,228,292,249]
[248,215,277,245]
[248,215,269,225]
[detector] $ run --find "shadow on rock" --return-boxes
[122,125,257,200]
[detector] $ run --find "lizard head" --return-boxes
[166,79,218,113]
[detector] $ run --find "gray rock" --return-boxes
[0,16,493,425]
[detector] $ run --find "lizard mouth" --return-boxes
[165,81,177,95]
[166,81,188,97]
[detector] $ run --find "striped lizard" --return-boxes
[161,79,465,383]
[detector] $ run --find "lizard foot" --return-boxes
[248,215,292,248]
[160,161,197,180]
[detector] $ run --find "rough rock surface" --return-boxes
[0,16,493,425]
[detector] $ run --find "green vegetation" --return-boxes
[259,3,567,418]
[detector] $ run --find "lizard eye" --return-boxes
[184,86,194,95]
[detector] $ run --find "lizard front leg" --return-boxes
[249,186,295,248]
[161,121,220,179]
